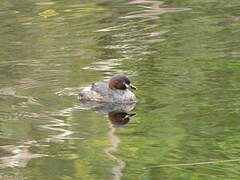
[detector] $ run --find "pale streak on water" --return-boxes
[42,118,75,142]
[0,141,47,168]
[123,0,191,19]
[104,122,125,180]
[0,86,77,167]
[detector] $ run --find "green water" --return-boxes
[0,0,240,179]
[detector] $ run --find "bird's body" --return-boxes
[79,75,137,103]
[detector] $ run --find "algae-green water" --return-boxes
[0,0,240,179]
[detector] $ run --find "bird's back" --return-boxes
[91,81,109,96]
[80,80,137,103]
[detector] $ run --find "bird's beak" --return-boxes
[124,82,137,90]
[123,113,136,120]
[129,83,137,90]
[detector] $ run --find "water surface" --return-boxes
[0,0,240,179]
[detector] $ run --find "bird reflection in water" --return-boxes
[79,99,137,126]
[108,111,136,127]
[79,99,137,180]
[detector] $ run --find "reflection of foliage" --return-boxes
[36,2,56,6]
[38,9,59,18]
[11,10,20,14]
[64,7,105,13]
[73,159,91,179]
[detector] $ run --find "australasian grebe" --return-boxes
[79,75,137,103]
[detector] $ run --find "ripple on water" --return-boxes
[0,141,47,168]
[122,0,191,19]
